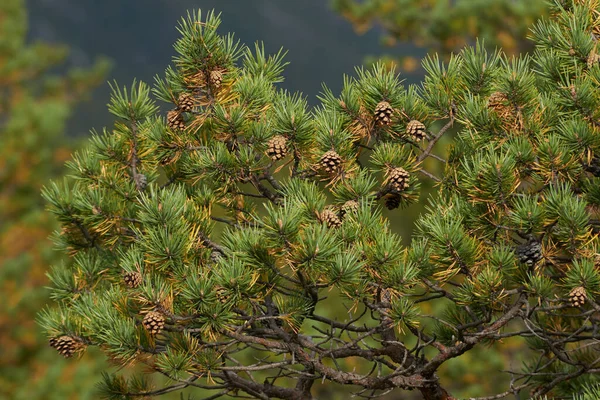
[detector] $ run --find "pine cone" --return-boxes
[387,167,410,192]
[516,240,542,267]
[584,156,600,177]
[266,135,287,160]
[167,109,185,131]
[210,250,222,264]
[487,92,508,110]
[380,287,393,307]
[177,92,195,112]
[134,173,147,191]
[569,286,587,307]
[319,150,342,174]
[123,271,143,288]
[374,101,394,126]
[340,200,359,217]
[210,70,223,88]
[406,120,427,142]
[143,311,166,335]
[319,207,342,228]
[215,286,229,304]
[384,194,401,210]
[49,335,84,358]
[588,52,600,69]
[487,91,515,122]
[187,70,206,87]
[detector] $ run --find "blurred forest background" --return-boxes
[1,0,548,398]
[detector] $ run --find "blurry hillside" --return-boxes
[0,0,110,398]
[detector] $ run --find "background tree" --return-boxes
[0,0,110,398]
[332,0,549,72]
[41,1,600,399]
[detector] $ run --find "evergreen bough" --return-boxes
[40,2,600,399]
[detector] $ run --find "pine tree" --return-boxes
[0,0,110,398]
[41,2,600,399]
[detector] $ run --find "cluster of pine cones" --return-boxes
[383,167,411,210]
[318,200,360,228]
[166,69,224,131]
[374,101,427,142]
[263,101,426,215]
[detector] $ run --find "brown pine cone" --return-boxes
[210,70,223,88]
[49,335,84,358]
[374,101,394,126]
[167,109,185,131]
[266,135,287,160]
[215,286,229,304]
[569,286,587,307]
[319,150,342,174]
[123,271,143,288]
[177,92,195,112]
[588,52,600,69]
[340,200,359,218]
[387,167,410,192]
[380,287,393,307]
[319,207,342,228]
[406,120,427,142]
[486,91,515,123]
[143,311,166,335]
[487,92,509,110]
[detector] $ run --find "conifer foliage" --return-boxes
[41,3,600,399]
